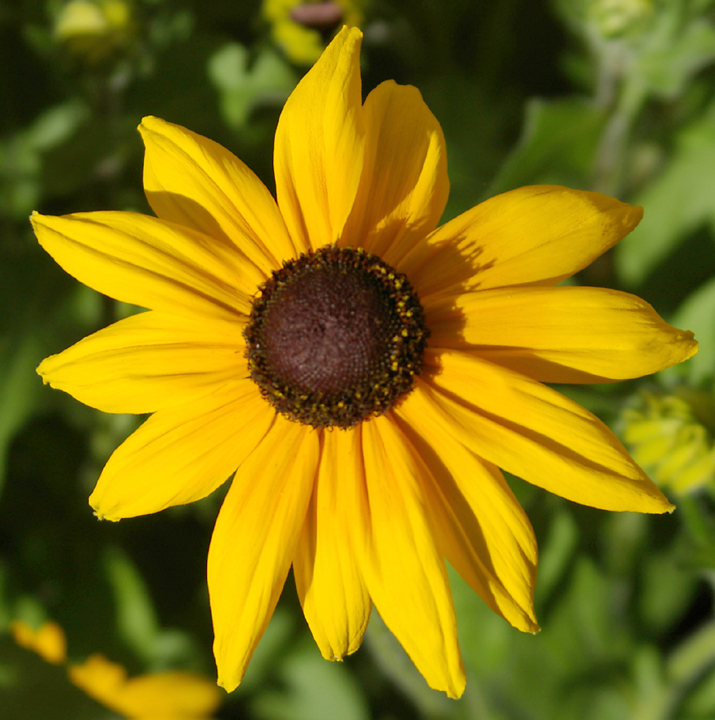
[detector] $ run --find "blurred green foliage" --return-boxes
[3,0,715,718]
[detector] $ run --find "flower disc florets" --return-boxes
[245,246,429,428]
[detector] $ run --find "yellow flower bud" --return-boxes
[620,390,715,494]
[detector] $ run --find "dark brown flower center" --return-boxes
[244,246,429,428]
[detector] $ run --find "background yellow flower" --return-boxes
[264,0,365,64]
[10,621,221,719]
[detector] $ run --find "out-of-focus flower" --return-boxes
[621,389,715,493]
[12,620,221,719]
[54,0,134,63]
[12,619,67,665]
[264,0,364,64]
[32,27,696,698]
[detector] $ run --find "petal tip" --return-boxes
[29,210,44,231]
[89,494,120,523]
[216,676,239,693]
[444,672,467,700]
[216,661,245,694]
[138,115,161,131]
[684,335,699,361]
[35,359,48,381]
[338,24,363,41]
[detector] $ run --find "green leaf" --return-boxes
[365,611,455,717]
[103,546,161,664]
[536,508,579,604]
[251,635,370,720]
[0,100,89,218]
[0,331,44,497]
[238,606,297,692]
[636,17,715,100]
[671,276,715,385]
[25,100,90,153]
[639,549,699,633]
[207,43,297,130]
[616,107,715,286]
[486,97,607,195]
[668,619,715,686]
[682,662,715,716]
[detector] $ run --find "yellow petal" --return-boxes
[399,186,642,297]
[140,115,298,270]
[294,429,371,661]
[339,81,448,260]
[209,417,319,692]
[31,211,258,323]
[357,416,466,698]
[426,285,698,383]
[422,350,673,513]
[11,620,67,664]
[89,381,272,521]
[394,391,539,633]
[274,26,365,251]
[37,311,246,414]
[69,654,221,719]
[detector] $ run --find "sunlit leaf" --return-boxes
[616,106,715,286]
[486,98,606,195]
[208,43,297,129]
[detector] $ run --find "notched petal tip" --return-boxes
[137,115,177,146]
[91,502,117,523]
[29,210,49,238]
[621,201,643,229]
[683,334,699,360]
[30,211,60,242]
[216,674,240,694]
[445,673,467,700]
[90,492,122,522]
[36,357,52,383]
[138,114,162,132]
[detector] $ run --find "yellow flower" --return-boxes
[32,27,696,698]
[264,0,364,64]
[54,0,133,63]
[11,621,221,719]
[12,619,67,664]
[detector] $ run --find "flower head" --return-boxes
[11,620,221,719]
[32,27,696,698]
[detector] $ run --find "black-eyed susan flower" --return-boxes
[32,26,696,699]
[12,620,221,719]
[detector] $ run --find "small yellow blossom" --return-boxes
[54,0,133,62]
[12,620,221,719]
[11,619,66,665]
